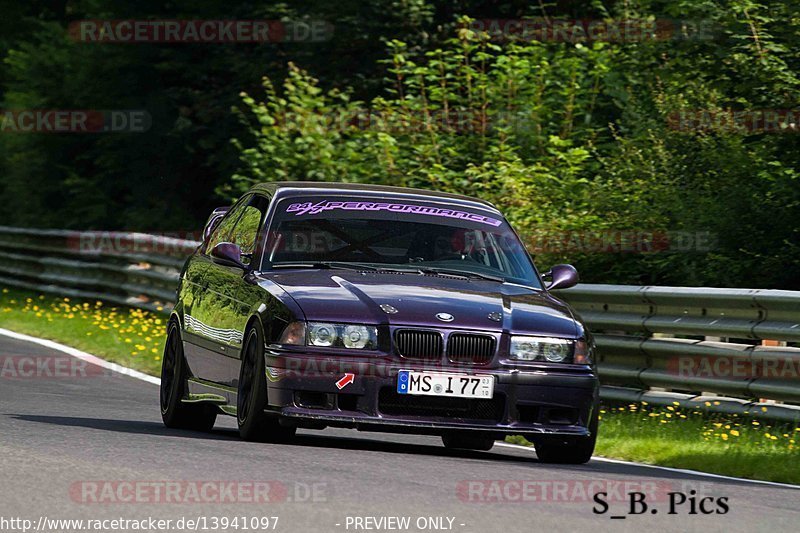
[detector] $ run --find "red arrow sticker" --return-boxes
[335,373,354,389]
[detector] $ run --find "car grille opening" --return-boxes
[394,330,443,360]
[542,407,579,425]
[447,333,496,365]
[336,393,359,412]
[378,388,505,422]
[294,391,333,409]
[516,404,540,424]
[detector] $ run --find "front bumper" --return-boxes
[264,350,599,439]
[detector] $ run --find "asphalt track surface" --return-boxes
[1,332,798,533]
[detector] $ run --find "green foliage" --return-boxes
[0,0,446,230]
[233,7,800,288]
[233,23,617,239]
[1,1,798,287]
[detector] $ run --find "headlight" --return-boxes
[343,325,372,349]
[572,340,590,364]
[307,322,377,350]
[308,323,337,347]
[277,321,306,345]
[509,336,584,363]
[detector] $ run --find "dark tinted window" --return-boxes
[229,195,270,266]
[206,194,251,253]
[265,196,539,286]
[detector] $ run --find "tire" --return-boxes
[442,432,496,451]
[534,410,598,464]
[160,319,217,431]
[237,322,296,442]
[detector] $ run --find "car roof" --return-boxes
[248,181,501,213]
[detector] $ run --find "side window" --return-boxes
[206,195,251,253]
[229,195,270,266]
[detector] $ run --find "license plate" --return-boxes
[396,370,494,399]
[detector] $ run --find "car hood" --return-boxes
[262,270,580,338]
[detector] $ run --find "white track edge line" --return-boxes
[495,441,800,489]
[0,327,161,386]
[3,327,798,489]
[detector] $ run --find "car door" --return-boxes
[182,195,251,386]
[225,194,273,384]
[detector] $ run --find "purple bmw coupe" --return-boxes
[160,182,599,463]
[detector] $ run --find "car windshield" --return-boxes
[263,196,541,287]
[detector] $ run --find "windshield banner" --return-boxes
[285,200,503,227]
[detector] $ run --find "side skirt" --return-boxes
[186,377,238,416]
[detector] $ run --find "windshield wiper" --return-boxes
[271,262,505,282]
[271,261,424,274]
[270,261,374,271]
[417,267,506,283]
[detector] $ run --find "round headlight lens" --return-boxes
[308,323,337,347]
[543,343,570,362]
[513,341,538,360]
[343,325,370,349]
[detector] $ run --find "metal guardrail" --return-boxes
[0,226,198,314]
[558,285,800,422]
[0,226,798,421]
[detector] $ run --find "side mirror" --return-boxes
[203,206,230,242]
[542,264,579,291]
[210,242,245,269]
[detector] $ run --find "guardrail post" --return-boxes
[701,335,723,397]
[759,339,786,404]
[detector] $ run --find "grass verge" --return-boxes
[507,403,800,484]
[2,284,798,484]
[0,285,166,376]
